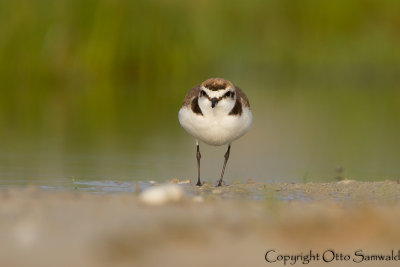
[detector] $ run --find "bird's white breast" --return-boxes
[178,106,253,146]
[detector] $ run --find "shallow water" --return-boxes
[3,177,396,205]
[1,90,400,187]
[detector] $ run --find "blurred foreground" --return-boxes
[1,181,399,267]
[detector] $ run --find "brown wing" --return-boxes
[234,86,250,108]
[182,84,201,107]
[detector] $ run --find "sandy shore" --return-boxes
[0,180,399,267]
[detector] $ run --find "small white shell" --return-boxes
[139,184,184,206]
[337,179,355,185]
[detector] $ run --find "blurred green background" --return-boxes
[0,0,399,184]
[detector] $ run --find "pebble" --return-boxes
[337,179,356,185]
[169,178,191,184]
[169,178,180,184]
[212,189,222,194]
[139,184,184,206]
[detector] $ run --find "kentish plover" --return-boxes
[178,78,253,186]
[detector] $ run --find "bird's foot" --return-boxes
[216,180,226,187]
[195,181,203,187]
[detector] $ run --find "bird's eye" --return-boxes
[225,91,234,98]
[200,90,206,97]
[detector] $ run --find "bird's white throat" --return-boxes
[198,90,236,117]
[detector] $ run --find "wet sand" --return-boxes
[0,180,399,267]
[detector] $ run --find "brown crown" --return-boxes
[201,78,233,91]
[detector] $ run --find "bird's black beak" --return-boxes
[211,98,218,108]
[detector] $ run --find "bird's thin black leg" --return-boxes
[196,141,202,186]
[217,145,231,187]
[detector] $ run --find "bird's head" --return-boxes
[197,78,236,115]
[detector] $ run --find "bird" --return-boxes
[178,78,253,186]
